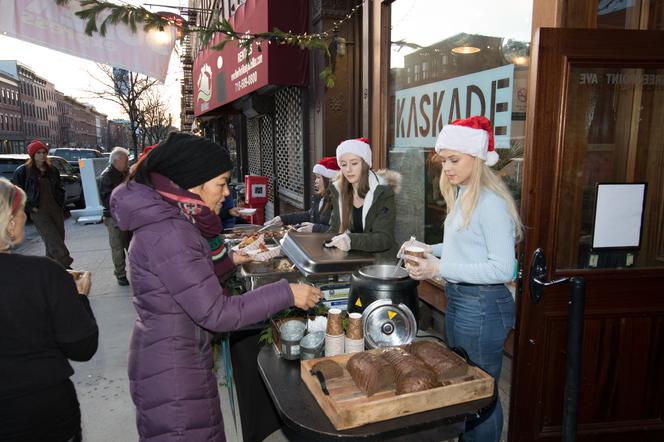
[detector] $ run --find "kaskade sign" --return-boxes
[394,65,514,149]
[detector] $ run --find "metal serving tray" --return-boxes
[239,257,301,290]
[280,232,375,276]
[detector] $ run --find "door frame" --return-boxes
[510,27,664,441]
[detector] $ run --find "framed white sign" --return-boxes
[591,183,647,250]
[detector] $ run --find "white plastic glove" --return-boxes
[296,222,315,232]
[263,216,282,227]
[397,237,432,258]
[405,253,441,281]
[324,233,351,251]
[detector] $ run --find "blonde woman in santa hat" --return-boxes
[12,140,73,268]
[325,138,401,262]
[264,156,340,232]
[401,116,522,442]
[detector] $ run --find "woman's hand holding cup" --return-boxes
[397,238,432,259]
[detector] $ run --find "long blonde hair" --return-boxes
[440,157,523,241]
[0,177,26,249]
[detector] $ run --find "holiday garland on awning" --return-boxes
[54,0,365,87]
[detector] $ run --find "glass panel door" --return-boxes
[556,66,664,270]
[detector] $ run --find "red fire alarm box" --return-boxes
[244,175,269,224]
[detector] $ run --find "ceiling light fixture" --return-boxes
[451,46,481,54]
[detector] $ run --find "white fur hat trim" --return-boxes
[312,164,339,179]
[336,139,372,168]
[435,125,499,166]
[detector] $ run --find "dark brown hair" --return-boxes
[25,155,52,173]
[339,161,370,233]
[316,176,332,215]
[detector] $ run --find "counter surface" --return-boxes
[257,345,495,441]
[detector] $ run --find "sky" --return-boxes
[0,0,186,126]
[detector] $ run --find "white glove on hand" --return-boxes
[397,237,432,258]
[263,216,282,227]
[296,222,314,232]
[405,253,441,280]
[324,233,351,251]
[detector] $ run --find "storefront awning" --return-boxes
[193,0,308,116]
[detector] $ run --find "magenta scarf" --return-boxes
[151,173,232,278]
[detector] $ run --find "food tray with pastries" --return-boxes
[300,341,494,430]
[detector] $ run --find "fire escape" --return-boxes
[180,10,196,132]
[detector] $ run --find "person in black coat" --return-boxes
[12,140,73,268]
[0,177,98,442]
[263,156,339,232]
[98,146,130,285]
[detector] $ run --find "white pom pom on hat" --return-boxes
[435,116,499,166]
[336,138,372,168]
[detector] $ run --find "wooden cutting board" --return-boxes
[300,347,495,430]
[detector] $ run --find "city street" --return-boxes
[15,219,246,442]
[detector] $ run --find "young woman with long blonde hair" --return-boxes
[402,116,522,442]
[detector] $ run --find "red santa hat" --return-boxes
[336,137,372,168]
[312,156,340,179]
[27,140,48,158]
[139,144,158,161]
[435,116,499,166]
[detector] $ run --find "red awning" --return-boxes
[193,0,309,116]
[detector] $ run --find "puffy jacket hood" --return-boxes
[110,181,182,232]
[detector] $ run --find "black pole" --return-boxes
[562,276,586,442]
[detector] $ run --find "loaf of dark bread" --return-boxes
[346,352,396,395]
[312,360,344,379]
[408,340,468,382]
[382,347,439,394]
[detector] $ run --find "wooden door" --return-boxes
[510,28,664,441]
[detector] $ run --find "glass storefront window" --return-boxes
[556,66,664,270]
[388,0,532,245]
[596,0,664,30]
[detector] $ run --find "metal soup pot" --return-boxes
[346,264,419,321]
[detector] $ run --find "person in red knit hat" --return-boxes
[263,156,340,232]
[11,140,74,268]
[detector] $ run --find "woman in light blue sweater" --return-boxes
[402,116,522,442]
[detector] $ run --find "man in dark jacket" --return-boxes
[98,146,130,285]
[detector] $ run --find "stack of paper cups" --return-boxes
[324,308,344,356]
[344,312,364,353]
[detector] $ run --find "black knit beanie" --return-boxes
[144,132,233,189]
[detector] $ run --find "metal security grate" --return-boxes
[261,114,274,205]
[274,87,304,206]
[247,117,261,176]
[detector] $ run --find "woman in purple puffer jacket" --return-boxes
[110,132,321,441]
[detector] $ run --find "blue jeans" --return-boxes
[445,283,515,442]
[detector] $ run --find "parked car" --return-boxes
[0,153,84,208]
[48,148,102,173]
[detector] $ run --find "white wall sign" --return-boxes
[0,0,175,81]
[592,183,647,249]
[394,64,514,149]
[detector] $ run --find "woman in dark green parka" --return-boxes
[325,138,401,263]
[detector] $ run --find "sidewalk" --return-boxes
[16,219,241,441]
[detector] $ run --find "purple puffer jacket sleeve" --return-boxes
[153,233,294,332]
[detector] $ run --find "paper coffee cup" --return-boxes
[326,308,343,335]
[325,333,345,357]
[404,246,425,268]
[344,336,364,354]
[346,312,363,340]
